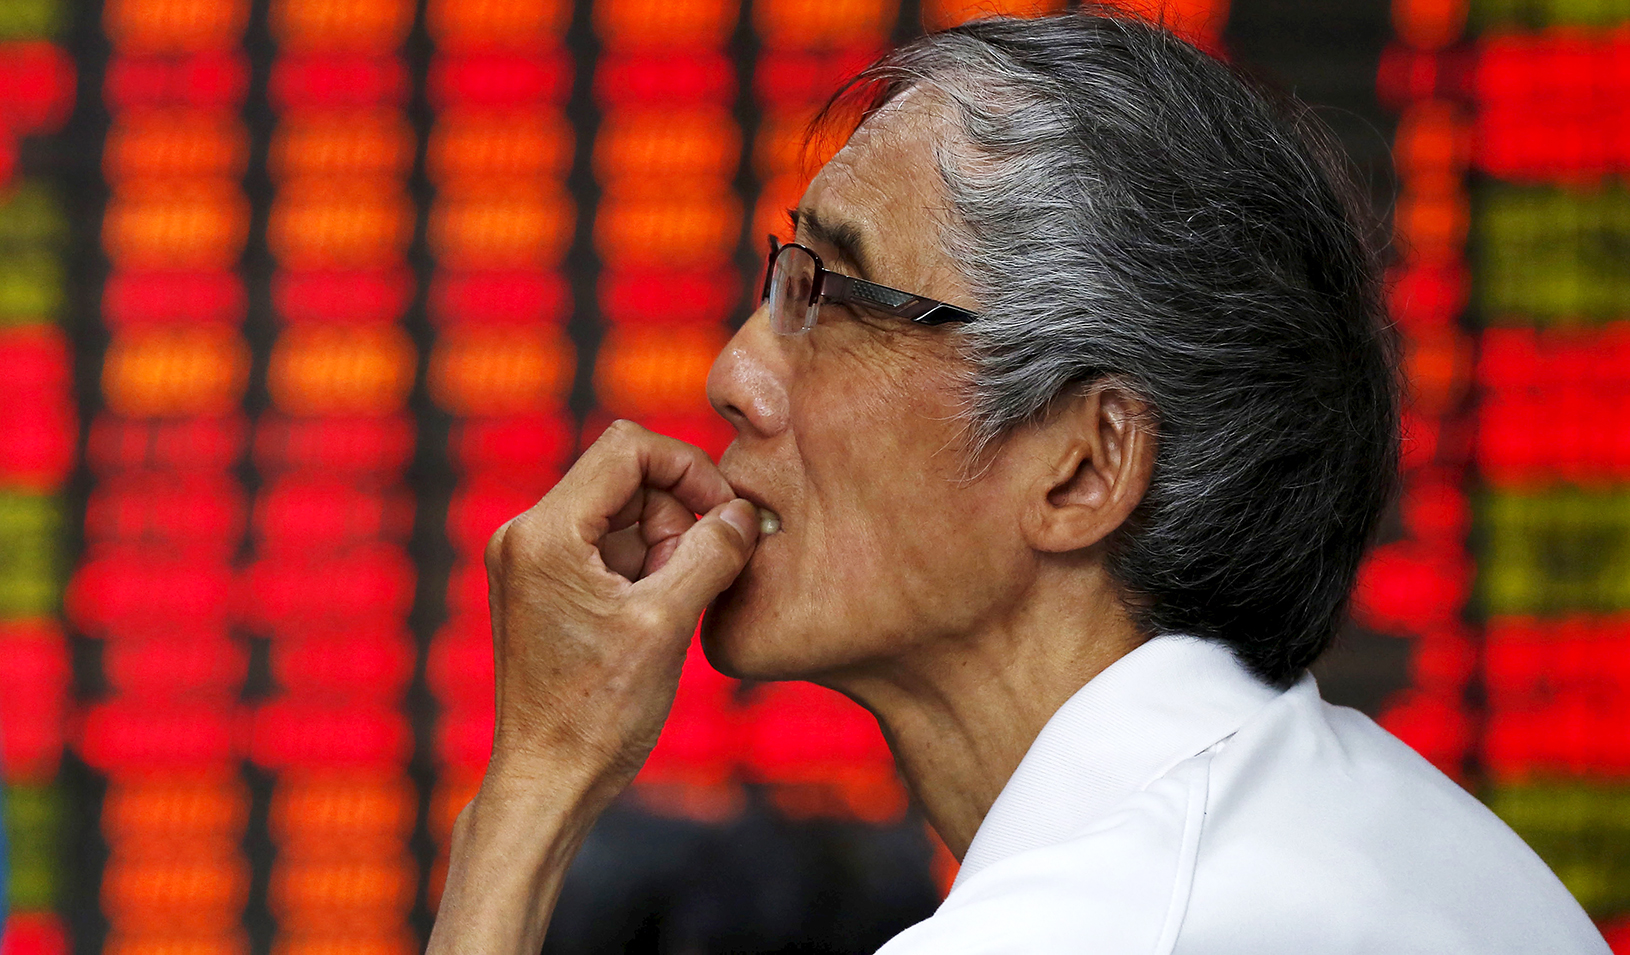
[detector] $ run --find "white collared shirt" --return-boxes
[877,635,1608,954]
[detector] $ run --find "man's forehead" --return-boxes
[800,87,952,259]
[837,85,945,162]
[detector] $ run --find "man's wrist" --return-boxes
[480,747,620,808]
[463,773,579,843]
[455,755,621,866]
[431,762,609,955]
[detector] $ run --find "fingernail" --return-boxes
[720,499,758,542]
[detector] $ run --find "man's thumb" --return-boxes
[633,498,759,622]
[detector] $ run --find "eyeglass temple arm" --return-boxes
[821,273,978,326]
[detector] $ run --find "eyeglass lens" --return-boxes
[767,244,818,335]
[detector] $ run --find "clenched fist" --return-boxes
[483,418,760,796]
[430,420,759,955]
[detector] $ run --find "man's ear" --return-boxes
[1021,386,1156,554]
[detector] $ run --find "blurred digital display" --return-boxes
[1372,0,1630,942]
[1,0,1626,951]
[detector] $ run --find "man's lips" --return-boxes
[728,485,782,536]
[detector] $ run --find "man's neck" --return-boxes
[825,584,1145,860]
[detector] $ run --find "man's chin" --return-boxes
[699,587,754,679]
[699,591,802,682]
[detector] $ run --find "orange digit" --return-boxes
[594,108,741,187]
[270,0,415,52]
[103,0,250,52]
[102,778,250,850]
[101,853,249,934]
[103,182,251,269]
[428,326,574,416]
[267,325,416,417]
[270,775,416,856]
[428,109,573,185]
[429,184,575,269]
[593,0,738,49]
[269,858,417,929]
[269,112,415,182]
[593,325,726,418]
[102,327,250,417]
[427,0,572,49]
[104,111,249,183]
[594,193,742,269]
[267,181,414,270]
[754,0,897,49]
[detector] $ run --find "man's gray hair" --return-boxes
[822,12,1400,686]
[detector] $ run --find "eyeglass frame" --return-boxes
[759,234,979,333]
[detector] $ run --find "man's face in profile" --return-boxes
[699,90,1036,685]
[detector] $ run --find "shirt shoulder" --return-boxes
[876,638,1608,955]
[1176,683,1609,955]
[879,679,1610,955]
[876,755,1215,955]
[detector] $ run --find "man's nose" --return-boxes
[707,305,791,439]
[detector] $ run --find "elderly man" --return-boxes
[428,13,1606,954]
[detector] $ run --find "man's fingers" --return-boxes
[563,421,735,541]
[634,490,698,548]
[631,499,759,623]
[606,486,648,535]
[599,491,696,580]
[598,525,647,579]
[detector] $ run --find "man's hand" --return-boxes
[484,418,759,797]
[428,420,759,955]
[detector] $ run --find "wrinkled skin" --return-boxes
[427,89,1155,955]
[703,89,1017,682]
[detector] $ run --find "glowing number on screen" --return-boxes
[267,325,416,417]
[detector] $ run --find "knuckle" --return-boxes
[624,600,671,639]
[485,513,537,573]
[605,418,647,445]
[484,521,512,573]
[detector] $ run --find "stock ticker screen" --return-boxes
[0,0,1628,951]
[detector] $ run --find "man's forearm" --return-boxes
[425,425,760,952]
[426,776,600,955]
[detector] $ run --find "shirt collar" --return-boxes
[953,634,1284,889]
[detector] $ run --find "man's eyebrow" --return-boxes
[788,206,874,280]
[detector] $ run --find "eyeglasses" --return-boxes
[759,234,979,335]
